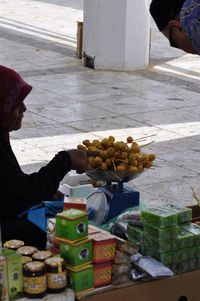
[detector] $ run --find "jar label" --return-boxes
[24,276,46,294]
[47,271,67,289]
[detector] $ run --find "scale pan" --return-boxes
[86,169,143,182]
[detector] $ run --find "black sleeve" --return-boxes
[0,143,71,218]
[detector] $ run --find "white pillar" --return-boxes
[83,0,151,71]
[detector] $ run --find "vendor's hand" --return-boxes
[67,149,88,174]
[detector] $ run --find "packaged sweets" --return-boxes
[144,224,178,241]
[144,235,178,253]
[177,229,195,249]
[0,256,9,301]
[144,249,178,266]
[127,224,143,245]
[181,223,200,246]
[112,274,131,285]
[112,263,131,275]
[23,261,47,298]
[178,248,197,262]
[141,207,178,228]
[93,262,112,287]
[56,209,88,242]
[113,251,131,264]
[45,257,67,293]
[59,239,92,268]
[160,204,192,224]
[115,237,138,255]
[178,260,197,273]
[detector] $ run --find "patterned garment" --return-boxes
[180,0,200,54]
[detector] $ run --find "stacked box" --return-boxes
[159,204,192,224]
[90,232,116,288]
[56,209,94,294]
[141,205,200,274]
[141,207,178,228]
[127,224,143,253]
[59,239,92,269]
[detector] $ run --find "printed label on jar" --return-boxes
[47,271,67,289]
[23,276,46,294]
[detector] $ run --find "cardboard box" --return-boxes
[56,209,88,242]
[79,270,200,301]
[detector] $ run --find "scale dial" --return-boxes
[86,191,108,225]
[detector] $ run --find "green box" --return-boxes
[181,223,200,246]
[56,209,88,242]
[141,207,178,228]
[178,248,197,262]
[127,224,143,245]
[144,224,178,241]
[178,260,197,273]
[177,228,195,249]
[60,239,92,268]
[2,249,23,300]
[144,249,178,265]
[67,264,94,293]
[160,204,192,224]
[144,235,178,252]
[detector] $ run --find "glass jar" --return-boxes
[23,261,47,298]
[44,257,67,293]
[17,246,37,256]
[22,256,32,265]
[3,239,24,250]
[32,250,52,262]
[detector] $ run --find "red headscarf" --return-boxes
[0,65,32,140]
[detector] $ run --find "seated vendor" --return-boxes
[0,65,89,249]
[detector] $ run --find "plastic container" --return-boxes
[141,207,178,228]
[60,239,92,269]
[56,209,88,242]
[90,233,116,263]
[144,224,178,241]
[45,257,67,293]
[23,261,47,298]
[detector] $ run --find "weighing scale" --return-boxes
[86,169,140,225]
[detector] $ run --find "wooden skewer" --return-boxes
[135,134,156,141]
[111,159,117,171]
[191,186,200,207]
[140,140,155,148]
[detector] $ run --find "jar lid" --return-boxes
[17,246,37,256]
[32,250,52,261]
[22,256,32,265]
[23,261,45,272]
[44,257,64,267]
[3,239,24,249]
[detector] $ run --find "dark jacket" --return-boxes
[0,132,71,218]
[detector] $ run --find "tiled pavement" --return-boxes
[1,0,200,207]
